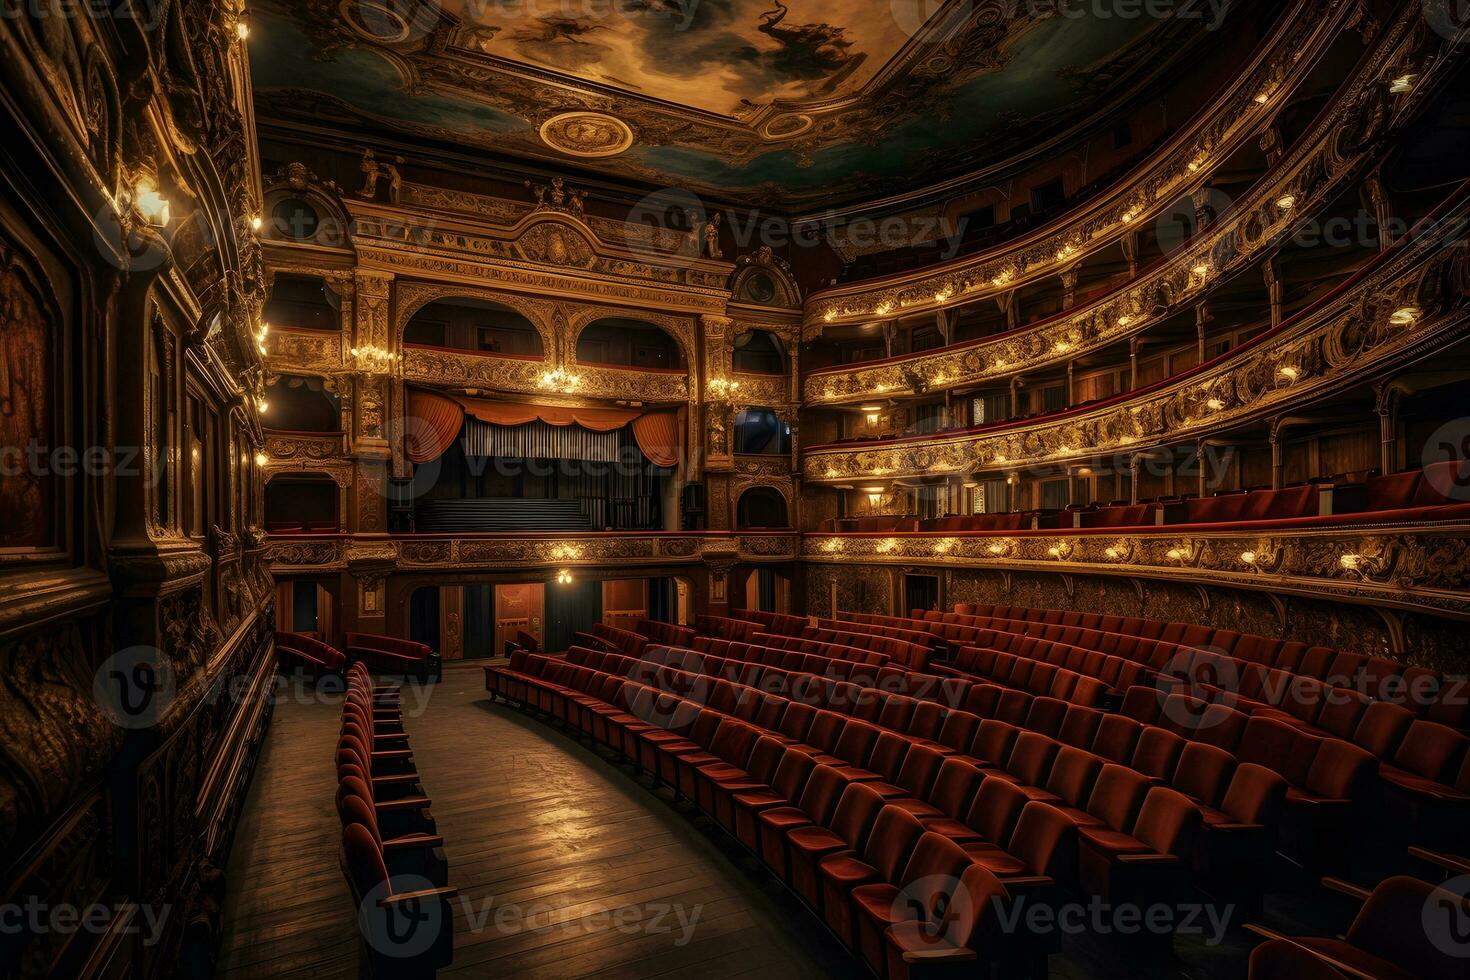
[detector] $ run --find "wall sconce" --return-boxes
[1389,74,1418,94]
[862,486,885,507]
[352,345,398,374]
[134,177,171,226]
[256,398,269,414]
[254,452,269,468]
[236,20,251,40]
[1166,547,1187,561]
[1191,263,1210,279]
[1278,365,1300,381]
[1104,547,1121,560]
[1206,398,1225,411]
[986,540,1009,556]
[1239,551,1258,565]
[540,366,580,390]
[250,214,263,231]
[1276,194,1297,212]
[555,570,575,585]
[707,376,740,400]
[1390,307,1421,326]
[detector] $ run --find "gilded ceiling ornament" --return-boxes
[538,112,635,159]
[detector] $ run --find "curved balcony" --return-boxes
[804,182,1470,483]
[264,531,799,574]
[803,7,1454,405]
[802,0,1350,332]
[802,515,1470,622]
[401,344,692,402]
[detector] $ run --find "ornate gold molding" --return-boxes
[799,0,1382,332]
[804,6,1451,402]
[805,193,1470,483]
[803,523,1470,620]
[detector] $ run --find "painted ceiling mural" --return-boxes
[250,0,1231,209]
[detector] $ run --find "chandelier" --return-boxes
[707,376,741,400]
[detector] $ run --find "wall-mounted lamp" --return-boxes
[134,178,170,226]
[254,452,269,468]
[556,570,575,585]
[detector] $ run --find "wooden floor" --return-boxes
[217,662,858,979]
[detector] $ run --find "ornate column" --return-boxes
[1195,304,1211,364]
[1263,258,1283,329]
[1121,230,1139,279]
[1060,264,1079,308]
[1269,417,1286,490]
[1128,454,1142,504]
[1190,187,1214,234]
[700,314,736,529]
[1374,381,1402,475]
[351,272,394,537]
[702,547,741,618]
[997,290,1019,331]
[1128,336,1142,390]
[1362,170,1393,252]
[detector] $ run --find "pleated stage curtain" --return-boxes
[405,389,468,463]
[461,417,621,463]
[406,386,681,467]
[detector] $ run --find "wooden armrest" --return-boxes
[1409,846,1470,876]
[1243,923,1289,943]
[372,772,421,786]
[1116,852,1179,865]
[1321,877,1371,902]
[371,749,413,761]
[998,875,1053,890]
[1209,821,1266,833]
[1241,926,1382,980]
[901,947,977,964]
[376,796,432,812]
[382,834,445,852]
[379,885,458,908]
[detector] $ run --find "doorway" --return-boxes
[903,574,941,616]
[494,583,545,657]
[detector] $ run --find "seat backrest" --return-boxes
[1084,764,1153,830]
[1170,741,1238,808]
[1218,763,1288,825]
[1391,720,1469,782]
[1129,787,1202,857]
[1005,732,1061,786]
[1092,714,1143,765]
[965,777,1031,844]
[1044,746,1104,807]
[1131,727,1186,781]
[830,780,888,851]
[1348,876,1470,978]
[862,806,928,883]
[928,758,986,821]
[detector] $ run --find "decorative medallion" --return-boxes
[538,112,635,159]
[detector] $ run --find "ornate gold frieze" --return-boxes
[803,523,1470,620]
[800,0,1387,332]
[266,532,798,575]
[805,6,1451,402]
[804,197,1470,482]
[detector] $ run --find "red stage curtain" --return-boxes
[407,388,682,467]
[405,389,467,463]
[631,411,681,468]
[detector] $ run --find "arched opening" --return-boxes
[734,407,790,455]
[576,318,686,370]
[732,566,792,614]
[732,330,786,375]
[403,298,544,357]
[261,376,340,432]
[736,487,789,529]
[264,274,339,330]
[264,474,339,534]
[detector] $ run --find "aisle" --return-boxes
[217,663,857,979]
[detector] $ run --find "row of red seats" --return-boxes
[811,617,948,656]
[739,609,813,637]
[337,663,456,975]
[622,644,1377,875]
[575,621,649,656]
[889,609,1469,730]
[695,614,763,642]
[1248,875,1467,979]
[689,635,890,676]
[634,619,696,648]
[639,633,1405,874]
[738,633,893,670]
[347,632,439,681]
[792,627,932,672]
[1125,686,1470,858]
[939,646,1128,709]
[275,631,346,675]
[488,650,1230,967]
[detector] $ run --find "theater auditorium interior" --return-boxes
[4,1,1470,978]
